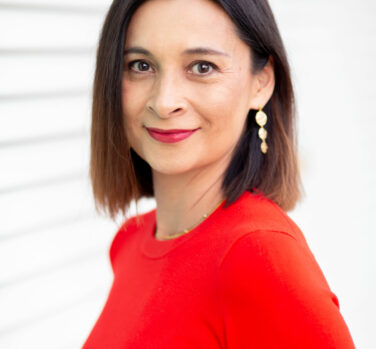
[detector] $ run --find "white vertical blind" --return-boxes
[0,1,122,348]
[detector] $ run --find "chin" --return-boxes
[148,158,197,176]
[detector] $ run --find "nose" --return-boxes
[146,71,187,119]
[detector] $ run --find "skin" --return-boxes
[122,0,275,240]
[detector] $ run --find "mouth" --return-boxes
[144,126,200,143]
[145,127,200,134]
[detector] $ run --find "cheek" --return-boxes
[195,82,249,134]
[122,80,147,117]
[121,81,145,146]
[121,80,151,134]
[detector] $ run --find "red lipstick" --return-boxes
[146,127,199,143]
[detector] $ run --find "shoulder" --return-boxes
[219,229,329,292]
[109,209,154,268]
[218,228,337,323]
[211,190,316,277]
[216,223,357,347]
[218,191,335,306]
[221,190,308,246]
[217,229,356,348]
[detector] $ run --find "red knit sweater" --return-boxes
[82,190,355,348]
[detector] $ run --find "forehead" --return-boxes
[125,0,244,54]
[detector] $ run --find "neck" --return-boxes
[152,157,229,240]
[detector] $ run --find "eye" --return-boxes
[190,61,218,75]
[127,60,153,73]
[126,59,218,76]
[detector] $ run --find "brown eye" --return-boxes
[128,60,152,72]
[191,61,217,75]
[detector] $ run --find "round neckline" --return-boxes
[140,197,228,259]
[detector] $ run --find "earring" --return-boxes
[255,107,268,154]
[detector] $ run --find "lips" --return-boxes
[145,126,199,143]
[146,127,199,134]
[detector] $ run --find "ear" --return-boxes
[249,56,275,109]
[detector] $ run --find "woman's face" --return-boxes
[122,0,260,175]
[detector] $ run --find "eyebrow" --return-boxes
[123,46,229,57]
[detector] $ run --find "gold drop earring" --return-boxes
[255,106,268,154]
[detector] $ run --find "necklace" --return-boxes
[154,197,226,241]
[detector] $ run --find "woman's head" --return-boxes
[91,0,302,219]
[122,0,275,180]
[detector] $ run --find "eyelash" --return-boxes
[126,59,219,76]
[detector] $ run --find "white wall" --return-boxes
[0,0,374,348]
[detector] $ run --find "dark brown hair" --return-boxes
[90,0,303,219]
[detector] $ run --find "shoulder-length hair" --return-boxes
[90,0,303,219]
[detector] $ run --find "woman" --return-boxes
[83,0,356,348]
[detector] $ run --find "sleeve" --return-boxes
[108,216,135,272]
[218,230,356,349]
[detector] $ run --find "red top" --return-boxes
[82,190,355,348]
